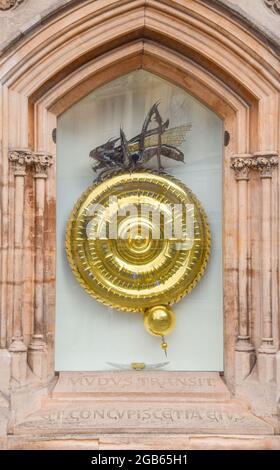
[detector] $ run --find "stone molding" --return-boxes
[9,149,53,175]
[231,153,279,180]
[0,0,24,10]
[0,0,279,440]
[9,149,32,176]
[230,154,252,181]
[253,152,279,178]
[263,0,280,15]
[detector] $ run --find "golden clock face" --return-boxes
[66,170,211,313]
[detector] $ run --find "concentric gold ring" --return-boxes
[66,170,211,313]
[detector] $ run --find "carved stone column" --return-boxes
[231,155,255,382]
[28,153,53,380]
[8,150,33,383]
[0,1,25,11]
[254,152,279,382]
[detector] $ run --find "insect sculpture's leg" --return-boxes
[120,129,130,169]
[157,132,163,171]
[139,103,166,169]
[155,109,164,171]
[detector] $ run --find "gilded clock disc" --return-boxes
[66,170,211,313]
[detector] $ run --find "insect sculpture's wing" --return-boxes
[147,124,192,148]
[128,124,192,153]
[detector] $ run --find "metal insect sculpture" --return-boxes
[89,103,191,176]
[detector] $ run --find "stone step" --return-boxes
[15,399,274,435]
[4,433,280,450]
[51,371,231,401]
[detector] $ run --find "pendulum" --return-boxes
[161,338,168,358]
[144,305,176,356]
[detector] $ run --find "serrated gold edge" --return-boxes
[65,169,211,313]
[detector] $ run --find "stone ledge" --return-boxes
[11,372,276,437]
[14,399,274,436]
[1,433,280,450]
[52,371,231,401]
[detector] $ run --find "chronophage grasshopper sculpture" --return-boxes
[90,103,191,177]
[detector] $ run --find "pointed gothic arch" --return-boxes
[0,0,279,437]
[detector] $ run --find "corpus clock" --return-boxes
[66,104,211,353]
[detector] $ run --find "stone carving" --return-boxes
[17,401,274,435]
[9,149,33,175]
[53,372,230,400]
[231,156,252,180]
[9,149,53,175]
[264,0,280,14]
[0,0,24,10]
[33,152,53,175]
[253,155,279,178]
[231,153,278,179]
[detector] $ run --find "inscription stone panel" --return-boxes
[16,401,274,435]
[53,372,230,400]
[14,372,274,436]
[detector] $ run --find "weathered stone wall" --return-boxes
[214,0,280,44]
[0,0,279,450]
[0,0,73,50]
[0,0,280,52]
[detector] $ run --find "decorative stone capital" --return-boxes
[230,154,253,181]
[231,152,278,180]
[252,152,278,178]
[9,149,33,176]
[33,152,53,178]
[263,0,280,15]
[0,0,24,10]
[9,149,53,177]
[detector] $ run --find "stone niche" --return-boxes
[0,0,280,450]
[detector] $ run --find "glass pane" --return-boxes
[55,70,223,371]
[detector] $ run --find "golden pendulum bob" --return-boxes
[144,305,176,357]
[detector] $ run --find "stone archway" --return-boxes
[0,0,279,448]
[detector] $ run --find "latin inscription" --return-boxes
[52,372,231,401]
[35,407,246,426]
[18,374,273,435]
[67,376,218,389]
